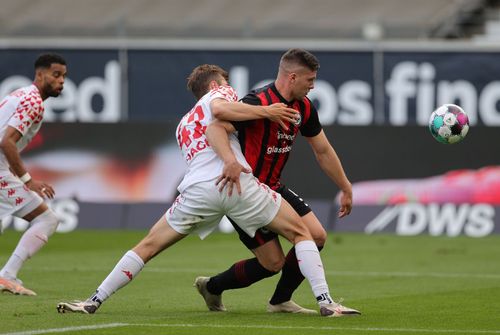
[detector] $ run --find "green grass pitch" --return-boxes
[1,230,499,335]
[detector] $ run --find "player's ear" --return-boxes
[208,80,219,91]
[34,68,44,82]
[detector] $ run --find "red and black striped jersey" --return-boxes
[233,82,322,190]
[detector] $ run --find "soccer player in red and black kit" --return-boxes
[195,48,356,314]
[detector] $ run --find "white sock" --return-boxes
[295,240,333,306]
[0,210,58,279]
[90,250,145,304]
[0,234,44,280]
[0,253,25,280]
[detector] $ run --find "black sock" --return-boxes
[269,245,324,305]
[207,257,277,295]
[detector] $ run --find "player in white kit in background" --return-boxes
[0,53,67,296]
[56,64,355,317]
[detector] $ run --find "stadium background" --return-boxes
[1,0,500,237]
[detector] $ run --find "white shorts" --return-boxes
[165,173,281,239]
[0,173,43,219]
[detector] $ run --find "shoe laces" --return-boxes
[334,297,345,307]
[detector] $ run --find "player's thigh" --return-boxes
[22,202,49,222]
[278,185,326,246]
[266,198,312,245]
[166,183,223,238]
[133,215,187,262]
[278,185,311,217]
[226,173,281,239]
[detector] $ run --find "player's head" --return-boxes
[277,48,319,100]
[34,53,67,100]
[187,64,229,100]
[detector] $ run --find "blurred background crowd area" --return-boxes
[1,0,500,41]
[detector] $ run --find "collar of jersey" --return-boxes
[270,82,294,105]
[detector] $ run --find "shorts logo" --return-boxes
[15,197,24,206]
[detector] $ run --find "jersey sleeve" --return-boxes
[8,95,43,136]
[240,92,262,106]
[300,99,322,137]
[231,92,261,132]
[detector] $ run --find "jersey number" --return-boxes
[178,105,206,148]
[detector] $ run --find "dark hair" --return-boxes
[187,64,229,100]
[280,48,319,71]
[34,53,66,70]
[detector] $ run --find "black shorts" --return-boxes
[230,185,312,250]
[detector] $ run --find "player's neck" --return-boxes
[33,82,48,100]
[274,79,294,102]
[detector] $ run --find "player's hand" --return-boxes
[265,103,300,131]
[337,189,352,218]
[26,179,55,199]
[216,160,252,196]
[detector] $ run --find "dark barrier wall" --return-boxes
[2,48,500,125]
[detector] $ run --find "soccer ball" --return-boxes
[428,104,469,144]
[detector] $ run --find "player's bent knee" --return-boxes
[277,221,313,245]
[312,229,327,247]
[257,255,285,273]
[253,238,286,272]
[291,222,313,244]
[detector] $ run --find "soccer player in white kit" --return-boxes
[0,54,67,296]
[57,64,348,317]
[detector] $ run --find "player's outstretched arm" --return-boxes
[306,130,352,217]
[205,120,251,196]
[211,98,298,128]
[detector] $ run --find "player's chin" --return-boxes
[49,88,63,97]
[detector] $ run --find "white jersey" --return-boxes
[0,84,44,175]
[176,85,251,193]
